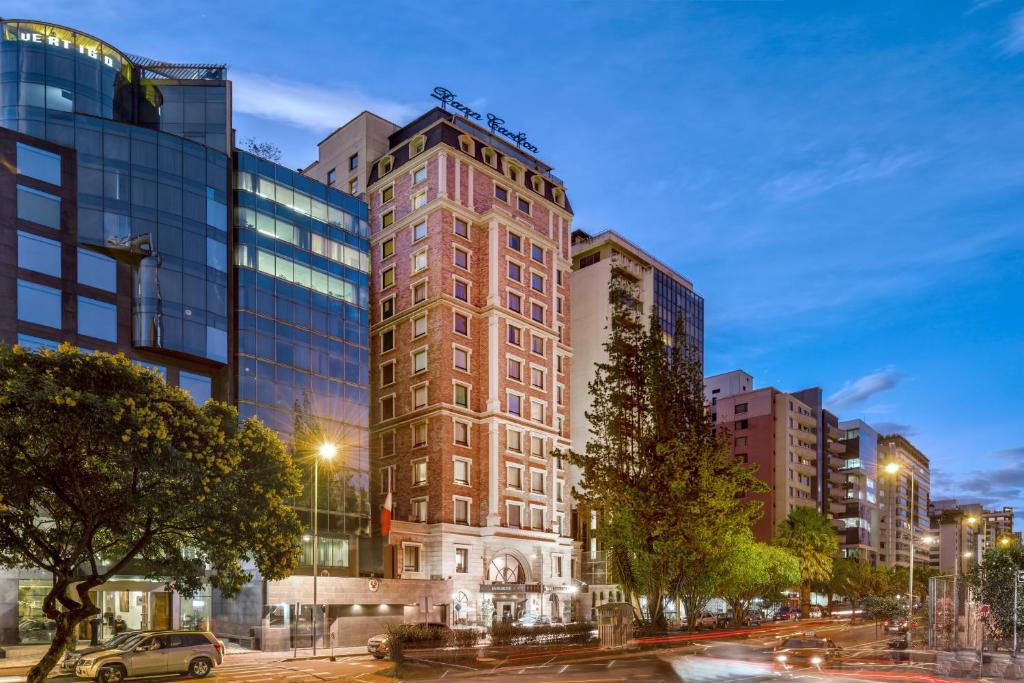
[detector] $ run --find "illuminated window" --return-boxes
[412,191,427,210]
[382,185,394,203]
[381,238,395,259]
[381,266,395,289]
[412,250,427,272]
[454,383,469,408]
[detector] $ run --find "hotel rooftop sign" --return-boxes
[431,86,539,154]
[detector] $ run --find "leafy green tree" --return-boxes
[0,345,303,683]
[717,532,801,625]
[862,594,908,624]
[565,273,765,628]
[773,507,838,617]
[966,545,1024,645]
[828,558,876,621]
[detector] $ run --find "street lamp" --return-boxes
[883,461,916,645]
[312,441,337,656]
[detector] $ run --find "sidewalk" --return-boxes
[225,645,368,663]
[0,645,50,670]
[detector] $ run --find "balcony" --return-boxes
[828,440,847,455]
[830,470,850,485]
[794,410,817,428]
[830,500,849,515]
[828,424,843,440]
[608,252,647,282]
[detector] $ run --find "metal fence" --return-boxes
[929,574,979,651]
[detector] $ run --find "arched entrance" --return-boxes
[486,550,532,624]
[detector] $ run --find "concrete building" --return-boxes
[304,112,400,198]
[877,434,931,569]
[833,420,882,564]
[928,500,1015,574]
[705,372,822,542]
[305,105,579,626]
[568,228,704,618]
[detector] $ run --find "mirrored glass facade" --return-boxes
[653,268,704,361]
[234,151,373,574]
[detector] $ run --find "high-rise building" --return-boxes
[304,112,400,198]
[877,434,931,569]
[833,419,882,564]
[928,500,1015,573]
[705,372,822,542]
[568,228,704,616]
[307,106,578,626]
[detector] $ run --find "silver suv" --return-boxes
[74,630,224,681]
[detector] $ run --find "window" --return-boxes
[454,279,468,301]
[381,395,395,419]
[508,428,522,452]
[556,270,563,286]
[508,324,522,346]
[508,232,522,252]
[381,328,395,352]
[381,361,395,386]
[531,303,544,323]
[495,185,509,202]
[454,312,468,336]
[507,465,523,490]
[413,314,427,337]
[78,248,116,292]
[413,221,427,241]
[508,393,522,416]
[413,166,427,184]
[454,248,469,270]
[381,267,395,289]
[454,218,469,238]
[531,435,544,458]
[736,403,748,415]
[530,400,545,422]
[483,148,496,166]
[556,480,564,503]
[349,153,359,170]
[381,466,395,493]
[735,436,748,447]
[382,185,394,203]
[17,185,60,229]
[413,422,427,447]
[379,157,393,175]
[578,252,600,268]
[412,384,427,408]
[412,250,427,272]
[454,421,469,446]
[412,191,427,210]
[508,261,521,281]
[179,371,212,406]
[507,164,521,183]
[403,544,421,571]
[413,348,427,373]
[382,431,395,457]
[737,419,749,430]
[556,355,564,373]
[77,297,117,342]
[454,383,469,408]
[553,555,564,578]
[18,231,61,276]
[327,168,337,185]
[531,335,544,356]
[531,273,544,293]
[556,296,563,314]
[17,143,61,186]
[413,281,427,304]
[531,507,545,530]
[381,297,395,320]
[507,358,522,381]
[454,498,470,525]
[382,210,394,229]
[557,385,564,405]
[531,367,545,389]
[531,470,546,494]
[507,503,522,528]
[382,238,395,259]
[454,458,470,485]
[531,244,544,263]
[518,197,531,214]
[348,177,359,194]
[453,346,469,371]
[455,547,469,573]
[413,459,428,486]
[508,291,521,313]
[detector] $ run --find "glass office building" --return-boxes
[234,150,373,574]
[653,267,704,360]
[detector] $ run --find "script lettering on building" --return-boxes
[11,29,119,69]
[431,87,539,154]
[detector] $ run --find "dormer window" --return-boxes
[410,135,426,157]
[531,175,544,194]
[507,163,522,184]
[552,187,564,206]
[459,135,475,155]
[482,147,497,167]
[378,156,394,176]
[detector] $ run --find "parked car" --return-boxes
[74,630,223,682]
[772,607,800,622]
[745,610,765,625]
[695,612,719,629]
[18,617,56,643]
[773,635,843,670]
[716,612,733,628]
[884,617,909,634]
[515,614,553,628]
[63,631,141,672]
[808,606,823,619]
[367,622,452,660]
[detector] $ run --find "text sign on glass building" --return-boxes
[430,86,539,154]
[5,26,121,69]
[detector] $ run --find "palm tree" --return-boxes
[774,507,839,617]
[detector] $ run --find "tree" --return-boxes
[240,136,283,162]
[827,558,875,621]
[0,344,303,683]
[564,273,765,628]
[717,532,801,625]
[966,545,1024,646]
[862,594,908,624]
[773,507,838,617]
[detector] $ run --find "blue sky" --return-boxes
[14,1,1024,509]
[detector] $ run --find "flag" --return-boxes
[381,490,393,537]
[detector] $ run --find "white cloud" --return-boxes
[1004,10,1024,55]
[827,366,904,409]
[231,72,415,132]
[761,150,928,202]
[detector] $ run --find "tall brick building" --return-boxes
[308,108,577,624]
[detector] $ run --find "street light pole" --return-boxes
[907,471,915,647]
[313,442,338,657]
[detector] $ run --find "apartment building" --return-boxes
[304,112,400,197]
[929,500,1016,573]
[307,106,577,626]
[568,229,704,618]
[833,420,882,564]
[877,434,931,569]
[705,371,821,542]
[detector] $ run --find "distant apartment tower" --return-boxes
[309,106,578,625]
[705,371,822,542]
[877,434,931,569]
[834,420,882,564]
[929,500,1015,573]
